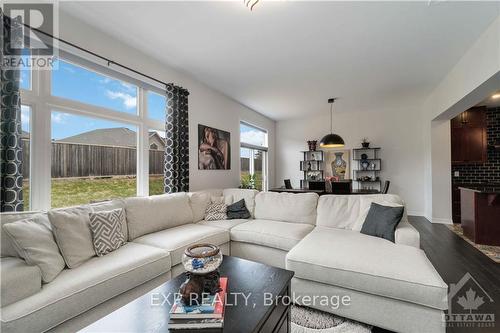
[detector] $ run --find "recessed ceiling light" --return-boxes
[492,93,500,99]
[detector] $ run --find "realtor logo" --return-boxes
[1,2,57,69]
[445,272,495,328]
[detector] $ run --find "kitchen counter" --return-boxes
[458,185,500,194]
[459,187,500,246]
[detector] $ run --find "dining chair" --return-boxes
[382,180,390,194]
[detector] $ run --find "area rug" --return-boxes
[291,305,372,333]
[447,224,500,263]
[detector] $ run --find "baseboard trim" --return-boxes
[407,210,425,217]
[431,217,453,224]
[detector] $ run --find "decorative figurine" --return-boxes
[307,140,318,151]
[361,138,370,148]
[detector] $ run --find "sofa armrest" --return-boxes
[395,220,420,248]
[1,257,41,307]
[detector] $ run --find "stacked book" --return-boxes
[168,277,228,330]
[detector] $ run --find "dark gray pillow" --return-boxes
[226,199,251,219]
[360,203,404,242]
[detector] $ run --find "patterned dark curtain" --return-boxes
[1,12,24,212]
[164,84,189,193]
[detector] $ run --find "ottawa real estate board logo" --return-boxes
[1,2,58,70]
[445,272,495,329]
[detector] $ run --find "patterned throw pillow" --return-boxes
[205,203,228,221]
[89,209,126,256]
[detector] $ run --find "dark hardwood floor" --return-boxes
[408,216,500,333]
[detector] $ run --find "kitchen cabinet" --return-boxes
[451,107,487,164]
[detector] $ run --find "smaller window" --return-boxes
[240,122,268,191]
[240,122,268,147]
[147,91,166,122]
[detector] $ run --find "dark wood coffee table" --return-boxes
[80,256,294,333]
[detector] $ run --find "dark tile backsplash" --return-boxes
[452,107,500,184]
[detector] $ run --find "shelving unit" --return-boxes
[300,150,324,189]
[352,147,381,191]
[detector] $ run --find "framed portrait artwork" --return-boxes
[198,124,231,170]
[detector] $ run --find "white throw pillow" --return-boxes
[48,206,96,268]
[353,197,404,231]
[3,215,65,283]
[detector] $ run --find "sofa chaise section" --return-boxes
[1,242,171,333]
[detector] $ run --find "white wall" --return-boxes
[276,105,426,216]
[57,11,276,191]
[423,16,500,222]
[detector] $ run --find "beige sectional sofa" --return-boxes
[0,189,448,333]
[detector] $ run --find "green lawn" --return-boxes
[23,176,165,209]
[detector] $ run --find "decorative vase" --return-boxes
[331,152,347,180]
[307,140,317,151]
[362,142,370,148]
[179,244,223,304]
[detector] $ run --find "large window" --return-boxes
[21,105,31,210]
[52,59,138,115]
[149,130,166,195]
[50,112,138,208]
[19,53,167,210]
[240,122,268,191]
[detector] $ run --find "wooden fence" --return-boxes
[21,140,164,179]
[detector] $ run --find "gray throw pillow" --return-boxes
[2,215,66,283]
[227,199,251,219]
[89,209,127,256]
[360,202,404,242]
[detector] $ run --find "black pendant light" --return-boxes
[320,98,345,148]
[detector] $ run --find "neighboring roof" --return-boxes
[57,127,165,148]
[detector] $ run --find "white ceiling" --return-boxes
[60,1,500,120]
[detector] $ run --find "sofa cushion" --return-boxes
[230,219,315,251]
[0,257,41,307]
[223,189,258,218]
[125,193,193,240]
[48,206,96,269]
[188,192,211,223]
[0,243,170,333]
[89,199,128,240]
[133,224,229,265]
[2,215,65,283]
[1,211,45,258]
[198,219,249,231]
[316,194,405,230]
[286,227,448,310]
[254,192,318,225]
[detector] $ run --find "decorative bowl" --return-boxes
[182,243,223,275]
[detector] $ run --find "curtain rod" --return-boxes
[22,23,179,90]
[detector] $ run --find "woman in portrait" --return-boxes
[198,126,229,169]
